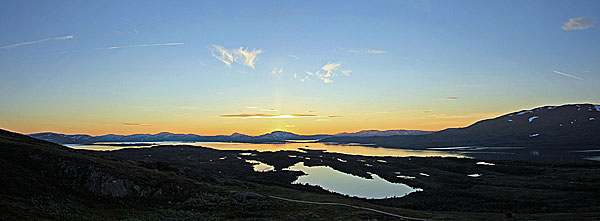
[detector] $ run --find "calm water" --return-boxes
[66,141,466,158]
[283,162,422,199]
[245,159,275,172]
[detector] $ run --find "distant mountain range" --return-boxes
[323,104,600,149]
[29,129,427,145]
[28,103,600,148]
[335,129,433,137]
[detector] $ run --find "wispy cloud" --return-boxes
[347,49,388,54]
[211,45,234,67]
[1,35,73,49]
[271,67,283,75]
[441,97,458,100]
[367,49,387,54]
[176,106,193,109]
[289,54,301,60]
[210,45,264,68]
[102,42,184,50]
[122,123,152,127]
[561,17,597,31]
[219,114,318,119]
[328,115,342,118]
[307,62,351,83]
[298,73,311,82]
[552,70,584,80]
[236,47,263,68]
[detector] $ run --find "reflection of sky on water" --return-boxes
[284,162,421,199]
[245,160,275,172]
[66,141,466,158]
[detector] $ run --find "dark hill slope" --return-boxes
[323,104,600,148]
[0,129,202,199]
[1,129,428,220]
[0,129,270,219]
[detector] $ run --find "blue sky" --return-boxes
[1,0,599,135]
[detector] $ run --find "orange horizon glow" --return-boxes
[4,111,502,136]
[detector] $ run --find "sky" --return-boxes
[1,0,599,136]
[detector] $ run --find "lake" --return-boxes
[283,162,422,199]
[65,141,466,158]
[65,141,600,162]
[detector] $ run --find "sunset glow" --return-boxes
[1,1,599,136]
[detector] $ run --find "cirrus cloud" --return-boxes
[306,62,351,83]
[561,17,597,31]
[347,49,388,54]
[210,45,264,68]
[271,67,283,75]
[367,49,387,54]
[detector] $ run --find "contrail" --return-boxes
[0,35,73,49]
[552,70,584,80]
[102,42,184,50]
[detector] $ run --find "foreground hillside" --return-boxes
[0,129,430,220]
[3,128,600,219]
[323,104,600,149]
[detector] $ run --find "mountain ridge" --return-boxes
[29,129,426,144]
[323,103,600,149]
[28,103,600,148]
[335,129,434,137]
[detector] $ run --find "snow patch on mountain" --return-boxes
[517,110,533,115]
[528,116,539,123]
[258,131,301,140]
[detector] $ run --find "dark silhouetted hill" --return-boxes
[323,104,600,149]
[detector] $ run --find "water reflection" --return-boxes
[283,162,422,199]
[476,161,495,166]
[245,160,275,172]
[66,141,466,158]
[584,156,600,162]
